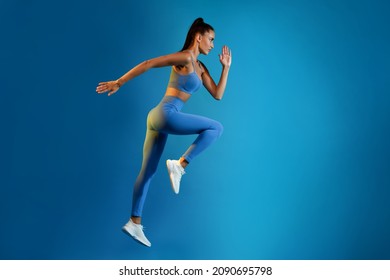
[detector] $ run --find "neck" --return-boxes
[187,45,200,59]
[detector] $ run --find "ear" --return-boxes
[195,33,203,43]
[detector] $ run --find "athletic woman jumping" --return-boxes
[96,18,232,247]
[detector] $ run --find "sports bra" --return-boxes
[167,53,202,94]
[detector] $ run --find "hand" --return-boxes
[219,45,232,68]
[96,80,120,96]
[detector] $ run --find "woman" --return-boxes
[96,18,231,247]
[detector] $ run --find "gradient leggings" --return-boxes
[131,96,223,217]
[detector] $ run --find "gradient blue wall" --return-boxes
[1,0,389,259]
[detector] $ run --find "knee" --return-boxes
[213,121,224,138]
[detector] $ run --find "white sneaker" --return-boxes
[166,159,185,194]
[122,220,151,247]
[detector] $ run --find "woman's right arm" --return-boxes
[96,52,191,96]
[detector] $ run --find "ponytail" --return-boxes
[180,18,214,51]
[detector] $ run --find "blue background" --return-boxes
[1,0,389,259]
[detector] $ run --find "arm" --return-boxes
[96,52,191,96]
[201,45,232,100]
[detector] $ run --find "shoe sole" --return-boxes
[122,226,151,247]
[166,160,179,194]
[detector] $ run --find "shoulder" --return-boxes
[180,51,193,64]
[174,51,192,69]
[149,51,192,69]
[167,51,192,62]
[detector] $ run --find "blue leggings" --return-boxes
[131,96,223,217]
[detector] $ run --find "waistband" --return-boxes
[159,95,185,111]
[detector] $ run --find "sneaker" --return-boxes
[166,159,185,194]
[122,219,151,247]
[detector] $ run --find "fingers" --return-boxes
[222,45,231,56]
[96,81,114,95]
[217,45,232,67]
[96,84,108,94]
[219,46,231,59]
[96,80,120,96]
[96,82,107,90]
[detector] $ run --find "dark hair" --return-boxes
[180,18,214,51]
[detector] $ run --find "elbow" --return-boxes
[214,89,224,100]
[213,93,223,101]
[208,86,224,100]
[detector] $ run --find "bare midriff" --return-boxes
[165,87,192,102]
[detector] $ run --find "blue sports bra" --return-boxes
[167,53,202,94]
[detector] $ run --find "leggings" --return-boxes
[131,96,223,217]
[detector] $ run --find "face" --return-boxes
[198,30,215,55]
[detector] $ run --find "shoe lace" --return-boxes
[175,164,185,175]
[132,221,145,231]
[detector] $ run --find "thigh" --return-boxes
[140,129,168,174]
[162,111,219,135]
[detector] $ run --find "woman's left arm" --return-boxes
[202,46,232,100]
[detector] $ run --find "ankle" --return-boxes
[179,157,189,168]
[131,216,141,224]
